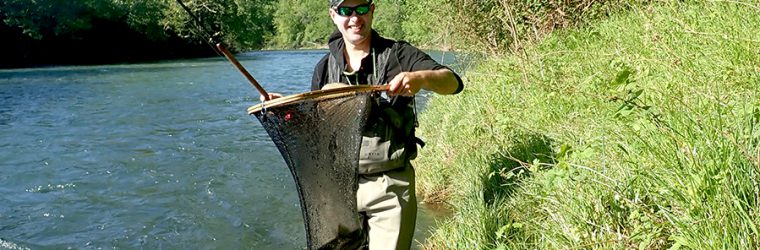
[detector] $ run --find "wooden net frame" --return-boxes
[247,85,387,115]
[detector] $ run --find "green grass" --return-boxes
[414,1,760,249]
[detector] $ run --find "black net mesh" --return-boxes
[250,89,377,250]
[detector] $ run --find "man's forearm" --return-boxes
[417,69,461,95]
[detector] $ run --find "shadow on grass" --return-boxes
[483,132,556,206]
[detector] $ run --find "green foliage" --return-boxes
[416,0,760,248]
[270,0,332,48]
[0,0,275,52]
[401,0,644,53]
[151,0,275,50]
[398,0,446,48]
[0,0,637,57]
[118,0,173,41]
[372,0,405,40]
[267,0,408,48]
[0,0,124,39]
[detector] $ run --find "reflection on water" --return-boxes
[0,49,462,249]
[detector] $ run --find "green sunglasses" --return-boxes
[334,4,371,17]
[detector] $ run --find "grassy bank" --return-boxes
[415,1,760,249]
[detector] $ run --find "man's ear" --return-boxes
[328,8,335,19]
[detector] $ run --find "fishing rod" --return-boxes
[174,0,270,100]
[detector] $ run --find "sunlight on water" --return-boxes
[0,239,31,250]
[25,183,77,193]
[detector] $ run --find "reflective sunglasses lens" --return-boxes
[355,5,370,15]
[337,7,352,16]
[335,4,370,16]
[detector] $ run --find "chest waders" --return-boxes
[327,44,421,174]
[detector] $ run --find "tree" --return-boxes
[270,0,332,48]
[150,0,275,50]
[0,0,124,40]
[373,0,405,40]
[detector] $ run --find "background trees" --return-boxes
[0,0,275,68]
[0,0,631,68]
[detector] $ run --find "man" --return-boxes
[263,0,462,248]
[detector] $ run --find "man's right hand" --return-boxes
[260,93,283,102]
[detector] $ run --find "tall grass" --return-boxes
[415,1,760,249]
[402,0,643,53]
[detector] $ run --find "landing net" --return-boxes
[248,85,386,250]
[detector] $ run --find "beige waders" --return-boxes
[357,163,417,250]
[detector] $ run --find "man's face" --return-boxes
[330,0,374,46]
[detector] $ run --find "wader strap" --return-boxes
[328,53,341,83]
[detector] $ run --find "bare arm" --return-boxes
[387,68,460,96]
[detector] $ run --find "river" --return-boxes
[0,50,459,249]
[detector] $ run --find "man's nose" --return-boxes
[349,13,362,21]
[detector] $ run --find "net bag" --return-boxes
[248,85,386,250]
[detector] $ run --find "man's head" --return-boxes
[329,0,375,48]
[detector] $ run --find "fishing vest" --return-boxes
[326,42,421,174]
